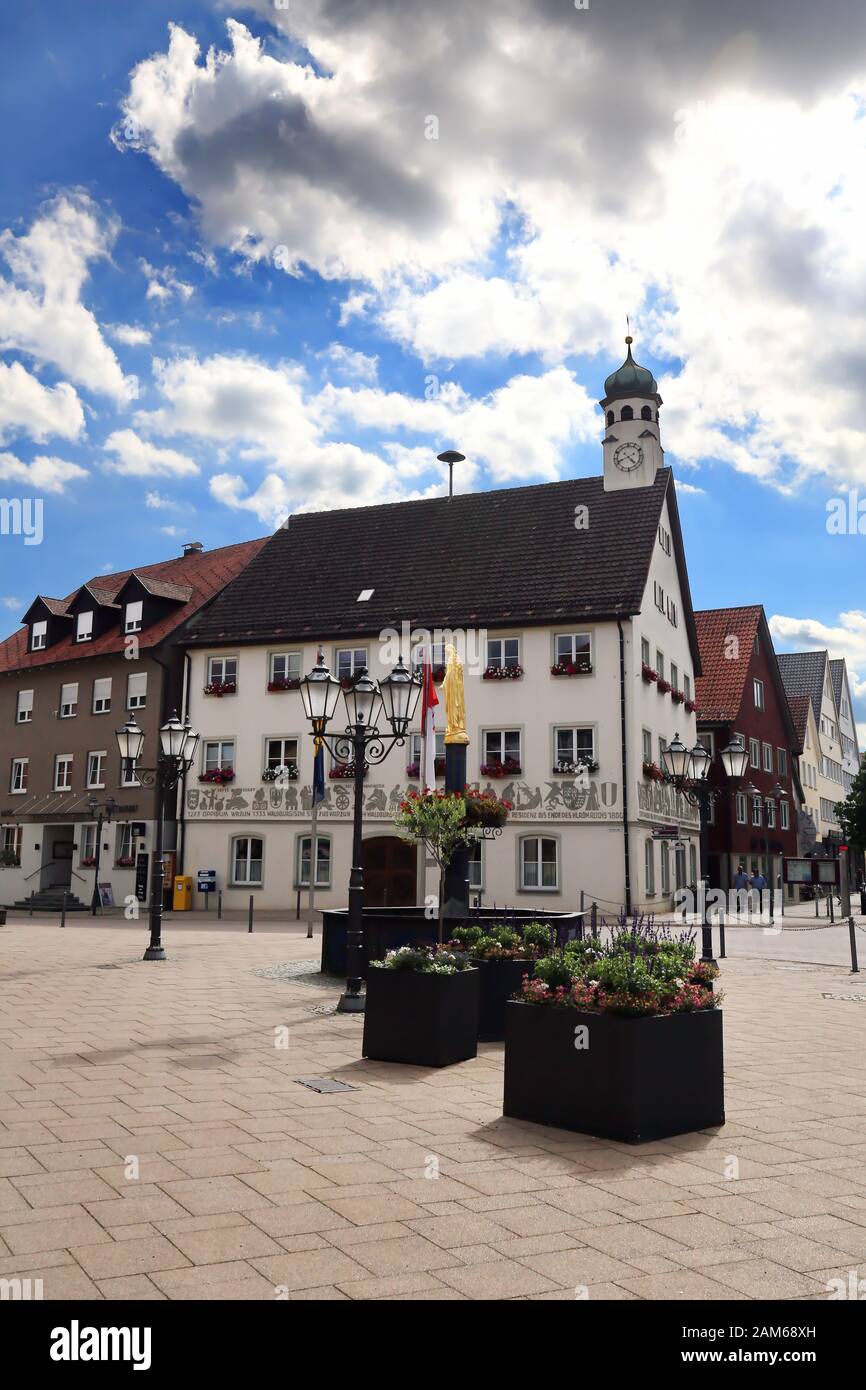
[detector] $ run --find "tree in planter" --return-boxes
[393,791,468,945]
[836,756,866,852]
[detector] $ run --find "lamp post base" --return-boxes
[337,990,366,1013]
[143,945,167,961]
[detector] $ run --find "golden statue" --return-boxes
[443,642,469,745]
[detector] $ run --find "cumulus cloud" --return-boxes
[770,610,866,744]
[139,259,193,304]
[0,452,88,493]
[102,428,198,477]
[0,193,136,402]
[0,362,84,444]
[319,343,379,383]
[109,323,152,346]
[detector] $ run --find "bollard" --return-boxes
[60,890,67,929]
[848,918,859,974]
[217,890,222,920]
[248,895,254,933]
[719,913,726,960]
[861,887,866,917]
[590,901,598,937]
[829,892,835,924]
[296,889,301,921]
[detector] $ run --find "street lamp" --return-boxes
[86,793,116,915]
[301,655,421,1012]
[762,780,788,921]
[662,733,747,963]
[115,712,199,961]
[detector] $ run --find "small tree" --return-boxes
[393,791,467,944]
[836,756,866,852]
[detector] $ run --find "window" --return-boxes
[660,841,671,895]
[749,738,760,768]
[606,410,614,426]
[675,843,686,890]
[766,799,776,829]
[76,611,93,643]
[269,651,301,684]
[483,730,521,768]
[684,674,691,701]
[621,405,633,421]
[753,678,764,710]
[554,633,591,671]
[554,726,594,767]
[204,740,235,774]
[654,580,665,612]
[125,600,143,634]
[54,754,73,791]
[780,800,790,830]
[658,734,668,765]
[80,824,97,862]
[121,757,140,788]
[208,655,237,687]
[117,823,134,861]
[486,636,521,670]
[409,731,445,764]
[520,836,558,891]
[16,689,33,723]
[644,838,655,895]
[92,678,111,714]
[232,836,263,885]
[642,405,653,422]
[706,797,716,825]
[265,737,299,775]
[658,524,672,554]
[60,682,78,718]
[642,728,652,762]
[666,597,678,627]
[641,637,651,668]
[336,648,367,680]
[468,840,483,891]
[86,751,106,789]
[10,758,28,793]
[697,731,714,757]
[762,742,772,772]
[31,620,47,651]
[296,835,330,889]
[1,825,22,861]
[127,672,147,709]
[656,649,664,680]
[670,662,679,692]
[735,793,747,825]
[752,796,762,827]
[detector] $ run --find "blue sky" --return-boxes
[1,1,865,729]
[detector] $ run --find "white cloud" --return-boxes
[770,609,866,735]
[0,596,22,611]
[0,193,136,402]
[0,362,84,444]
[103,428,198,477]
[109,323,152,346]
[160,524,181,536]
[319,343,379,383]
[145,489,174,509]
[139,259,193,304]
[0,451,88,493]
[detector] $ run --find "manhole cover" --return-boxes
[822,992,866,1002]
[294,1076,359,1094]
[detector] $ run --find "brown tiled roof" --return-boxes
[694,606,762,721]
[786,693,812,746]
[124,575,194,604]
[185,469,701,669]
[0,538,268,675]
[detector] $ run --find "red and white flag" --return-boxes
[420,652,439,790]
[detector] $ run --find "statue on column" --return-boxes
[442,643,469,746]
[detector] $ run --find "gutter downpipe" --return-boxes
[617,617,632,917]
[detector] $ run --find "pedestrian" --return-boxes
[733,864,749,891]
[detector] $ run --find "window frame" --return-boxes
[127,672,147,710]
[86,751,106,790]
[16,689,33,724]
[335,647,368,680]
[92,678,112,715]
[31,620,47,651]
[518,835,559,893]
[486,635,521,670]
[59,681,78,719]
[76,611,93,643]
[295,833,331,890]
[203,739,235,775]
[125,600,143,634]
[482,727,522,769]
[54,753,73,792]
[10,757,28,793]
[231,835,264,887]
[553,631,592,671]
[753,677,765,710]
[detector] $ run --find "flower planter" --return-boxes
[503,1002,724,1143]
[203,682,236,697]
[362,965,479,1067]
[483,665,523,680]
[267,678,301,692]
[551,662,592,677]
[473,957,533,1041]
[656,678,671,694]
[641,664,659,683]
[479,760,521,778]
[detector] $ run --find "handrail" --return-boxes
[70,869,87,883]
[23,866,42,881]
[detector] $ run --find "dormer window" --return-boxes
[31,620,47,651]
[76,611,93,643]
[125,600,143,634]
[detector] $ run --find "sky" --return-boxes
[1,0,865,736]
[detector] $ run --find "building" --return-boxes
[180,339,702,916]
[786,694,821,856]
[777,651,849,859]
[830,659,861,798]
[0,538,266,909]
[694,606,801,892]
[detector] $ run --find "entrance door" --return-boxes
[361,836,417,907]
[41,828,74,889]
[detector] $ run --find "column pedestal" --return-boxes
[444,744,470,920]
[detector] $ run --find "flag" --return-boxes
[312,735,325,807]
[420,650,439,790]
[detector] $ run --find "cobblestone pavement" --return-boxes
[1,919,866,1301]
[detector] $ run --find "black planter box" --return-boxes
[362,966,479,1068]
[473,958,534,1041]
[503,1002,724,1143]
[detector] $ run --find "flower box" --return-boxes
[198,768,235,784]
[115,857,135,868]
[479,758,521,778]
[203,681,236,697]
[641,664,659,683]
[671,688,685,704]
[329,763,366,780]
[550,660,592,676]
[80,857,97,868]
[553,757,598,775]
[503,1002,724,1142]
[656,678,671,694]
[0,857,21,868]
[262,763,299,781]
[684,698,697,713]
[483,665,523,680]
[642,760,665,782]
[363,961,479,1067]
[267,677,301,692]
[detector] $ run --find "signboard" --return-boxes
[98,882,114,908]
[784,858,813,884]
[784,857,840,886]
[134,853,148,903]
[816,859,840,886]
[197,869,216,893]
[652,824,680,839]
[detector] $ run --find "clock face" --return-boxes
[613,442,643,472]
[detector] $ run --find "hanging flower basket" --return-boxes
[198,767,235,784]
[329,762,366,779]
[203,681,237,697]
[262,763,299,781]
[656,678,672,694]
[462,790,512,828]
[642,760,666,783]
[671,688,685,704]
[267,677,301,692]
[641,664,659,683]
[479,757,521,778]
[551,660,592,676]
[483,665,523,680]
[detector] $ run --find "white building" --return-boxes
[779,650,853,853]
[180,340,702,917]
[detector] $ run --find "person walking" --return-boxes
[750,867,767,918]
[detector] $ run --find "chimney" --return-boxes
[182,541,204,557]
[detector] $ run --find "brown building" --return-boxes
[0,538,266,911]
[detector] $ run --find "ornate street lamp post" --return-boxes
[300,654,421,1012]
[115,712,199,961]
[86,793,116,915]
[662,733,749,964]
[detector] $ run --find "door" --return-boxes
[42,829,74,888]
[361,836,417,907]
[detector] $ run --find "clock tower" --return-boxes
[600,335,664,492]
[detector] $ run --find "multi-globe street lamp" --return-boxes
[115,711,199,961]
[662,732,750,963]
[300,654,422,1012]
[741,778,788,921]
[86,793,116,915]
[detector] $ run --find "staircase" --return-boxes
[12,888,90,912]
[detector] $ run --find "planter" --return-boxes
[362,965,479,1067]
[473,957,533,1041]
[503,1002,724,1143]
